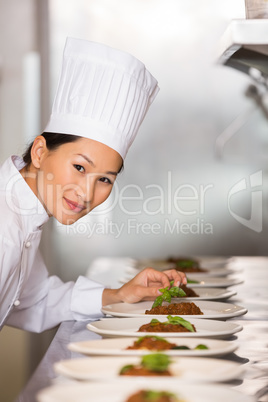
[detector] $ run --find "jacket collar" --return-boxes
[5,156,50,231]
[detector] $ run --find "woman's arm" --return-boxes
[102,267,187,306]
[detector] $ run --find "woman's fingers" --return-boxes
[162,269,187,286]
[115,267,187,304]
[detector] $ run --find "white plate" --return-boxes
[177,287,237,301]
[68,336,238,357]
[37,380,255,402]
[134,259,239,277]
[87,317,242,339]
[186,277,243,288]
[102,300,247,320]
[53,355,246,383]
[120,276,243,288]
[185,268,236,278]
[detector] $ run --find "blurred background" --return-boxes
[0,0,267,400]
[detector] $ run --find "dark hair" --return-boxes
[22,132,124,172]
[22,132,81,165]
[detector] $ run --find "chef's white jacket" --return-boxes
[0,156,105,332]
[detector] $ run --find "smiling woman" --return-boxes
[20,134,122,225]
[0,37,186,334]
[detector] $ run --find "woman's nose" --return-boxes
[78,175,96,204]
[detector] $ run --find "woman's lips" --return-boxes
[63,197,86,213]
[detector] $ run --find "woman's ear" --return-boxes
[31,136,48,169]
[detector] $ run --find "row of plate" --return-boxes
[37,257,254,402]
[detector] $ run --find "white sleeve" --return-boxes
[6,274,105,333]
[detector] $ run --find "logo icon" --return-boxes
[228,170,262,233]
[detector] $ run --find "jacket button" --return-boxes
[25,241,31,248]
[14,300,20,307]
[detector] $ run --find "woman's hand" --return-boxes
[102,267,187,306]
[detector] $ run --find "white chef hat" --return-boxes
[44,37,159,159]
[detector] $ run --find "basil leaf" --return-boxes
[159,286,169,294]
[187,278,200,284]
[195,344,208,350]
[153,284,186,308]
[171,345,190,350]
[145,390,177,400]
[136,335,168,344]
[176,259,196,268]
[162,290,171,303]
[150,319,161,326]
[141,353,172,372]
[166,315,195,332]
[152,296,163,308]
[119,364,134,374]
[169,286,186,298]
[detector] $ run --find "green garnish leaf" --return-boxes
[169,286,186,298]
[150,318,161,325]
[195,344,208,350]
[166,315,195,332]
[152,284,186,307]
[187,278,200,284]
[136,335,168,344]
[144,390,177,400]
[119,364,134,374]
[148,316,195,332]
[172,345,190,350]
[176,259,196,268]
[141,353,172,372]
[159,286,169,294]
[162,289,172,303]
[152,296,164,308]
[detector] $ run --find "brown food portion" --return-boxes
[125,390,177,402]
[175,265,208,273]
[138,322,196,333]
[166,257,208,273]
[120,366,172,377]
[179,284,199,297]
[126,337,177,351]
[167,257,199,266]
[145,302,203,316]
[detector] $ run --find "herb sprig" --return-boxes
[152,282,186,308]
[143,390,178,400]
[119,353,172,375]
[149,315,195,332]
[187,278,200,284]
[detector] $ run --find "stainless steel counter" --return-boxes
[16,257,268,402]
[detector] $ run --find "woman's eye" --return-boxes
[99,177,112,184]
[74,164,85,173]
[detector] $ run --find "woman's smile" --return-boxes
[63,197,86,214]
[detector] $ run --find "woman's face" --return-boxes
[31,137,122,225]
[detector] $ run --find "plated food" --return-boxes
[119,353,173,377]
[120,275,243,287]
[138,316,196,333]
[145,302,203,316]
[185,277,243,288]
[87,316,243,339]
[166,257,208,273]
[133,257,238,278]
[102,300,247,319]
[125,336,208,351]
[176,287,236,301]
[53,355,246,382]
[68,336,237,357]
[37,380,255,402]
[125,389,181,402]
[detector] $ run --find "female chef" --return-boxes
[0,38,186,333]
